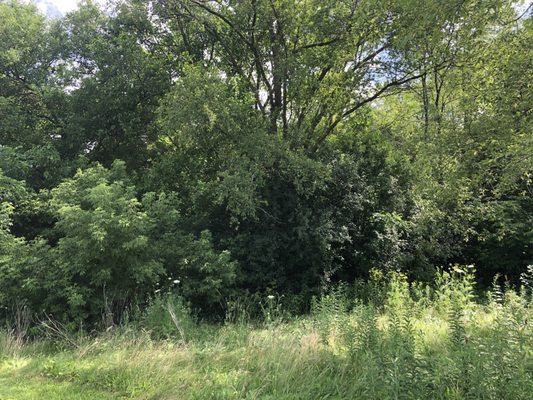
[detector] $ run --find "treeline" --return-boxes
[0,0,531,328]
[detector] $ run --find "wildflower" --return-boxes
[267,295,275,300]
[173,279,180,284]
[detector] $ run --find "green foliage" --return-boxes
[1,160,237,327]
[46,161,161,324]
[58,1,171,168]
[143,191,237,314]
[366,10,532,281]
[152,65,275,223]
[309,267,533,399]
[141,291,195,341]
[43,161,237,324]
[0,195,52,318]
[1,270,531,399]
[0,0,531,329]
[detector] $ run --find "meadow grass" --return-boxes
[1,268,532,399]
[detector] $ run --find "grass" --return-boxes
[1,268,532,399]
[0,361,116,400]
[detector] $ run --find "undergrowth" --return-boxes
[1,266,532,399]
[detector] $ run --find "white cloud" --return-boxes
[51,0,80,14]
[63,0,108,13]
[34,0,107,16]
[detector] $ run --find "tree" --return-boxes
[0,0,72,188]
[56,1,171,168]
[455,16,533,281]
[369,9,532,282]
[151,0,507,150]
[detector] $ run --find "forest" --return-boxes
[0,0,532,398]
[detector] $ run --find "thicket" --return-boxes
[0,0,531,329]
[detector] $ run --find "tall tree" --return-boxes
[151,0,508,151]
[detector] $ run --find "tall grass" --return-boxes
[1,267,532,399]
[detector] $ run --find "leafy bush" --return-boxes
[48,161,163,326]
[0,161,237,329]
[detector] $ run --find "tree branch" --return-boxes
[309,72,426,153]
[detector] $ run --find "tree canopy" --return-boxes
[0,0,531,326]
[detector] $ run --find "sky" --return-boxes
[33,0,106,16]
[44,0,79,14]
[33,0,531,19]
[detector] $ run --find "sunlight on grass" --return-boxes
[1,270,531,399]
[0,359,117,400]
